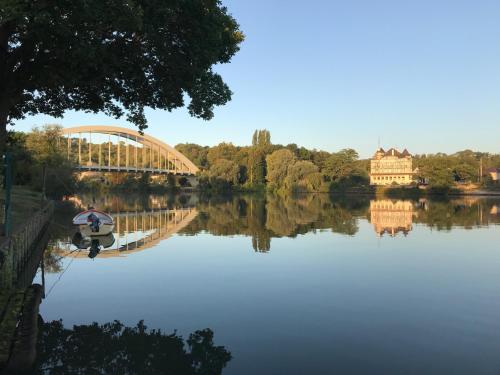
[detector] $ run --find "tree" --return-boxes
[453,163,477,182]
[323,149,359,181]
[175,143,209,169]
[26,125,66,165]
[251,129,271,147]
[0,1,244,155]
[247,147,266,185]
[423,164,455,191]
[284,160,318,191]
[304,172,324,191]
[206,159,239,185]
[311,150,331,171]
[24,124,76,196]
[206,143,238,166]
[6,130,32,184]
[266,149,295,188]
[258,129,271,147]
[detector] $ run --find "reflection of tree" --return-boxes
[181,194,368,252]
[413,199,500,230]
[42,201,81,273]
[34,320,231,374]
[42,245,63,273]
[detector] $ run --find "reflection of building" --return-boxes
[370,148,417,185]
[491,204,500,215]
[370,200,414,236]
[485,167,500,183]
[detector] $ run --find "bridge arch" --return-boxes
[62,125,199,175]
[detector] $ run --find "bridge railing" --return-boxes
[0,201,54,289]
[61,126,199,176]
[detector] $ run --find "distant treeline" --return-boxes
[6,126,500,196]
[176,130,500,193]
[176,129,369,193]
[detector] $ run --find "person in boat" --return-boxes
[88,239,101,259]
[87,212,101,233]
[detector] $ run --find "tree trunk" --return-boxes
[0,110,7,157]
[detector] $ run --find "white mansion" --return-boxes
[370,147,417,186]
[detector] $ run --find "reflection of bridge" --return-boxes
[57,207,198,258]
[61,126,199,175]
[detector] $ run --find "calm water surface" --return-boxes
[34,193,500,374]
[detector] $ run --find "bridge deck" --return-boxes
[75,165,194,175]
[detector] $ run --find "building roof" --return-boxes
[373,147,412,159]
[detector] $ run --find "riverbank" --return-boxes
[329,185,500,198]
[0,196,53,373]
[0,186,45,238]
[0,285,43,372]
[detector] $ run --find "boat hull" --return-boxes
[79,223,114,236]
[73,209,114,225]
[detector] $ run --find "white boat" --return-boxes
[72,209,114,236]
[72,232,116,249]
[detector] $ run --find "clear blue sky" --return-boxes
[13,0,500,158]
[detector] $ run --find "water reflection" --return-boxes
[34,192,500,375]
[181,195,500,248]
[34,320,231,374]
[48,193,500,258]
[52,199,198,259]
[370,199,415,237]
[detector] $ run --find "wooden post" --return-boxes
[41,164,46,206]
[67,134,70,160]
[135,137,138,172]
[2,152,12,236]
[117,135,120,170]
[142,144,146,169]
[126,137,129,169]
[108,135,111,171]
[78,133,81,165]
[88,131,92,165]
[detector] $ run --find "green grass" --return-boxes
[0,186,44,235]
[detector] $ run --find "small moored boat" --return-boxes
[72,209,114,236]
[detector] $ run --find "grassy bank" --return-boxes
[1,186,44,235]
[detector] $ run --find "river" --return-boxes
[31,193,500,374]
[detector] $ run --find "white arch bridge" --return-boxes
[62,126,199,175]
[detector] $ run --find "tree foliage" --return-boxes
[8,125,76,196]
[206,159,239,185]
[175,144,209,169]
[252,129,271,147]
[266,149,296,189]
[206,142,238,166]
[323,149,359,181]
[35,320,231,374]
[284,160,319,191]
[0,0,244,154]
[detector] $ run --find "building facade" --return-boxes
[485,167,500,183]
[370,147,416,185]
